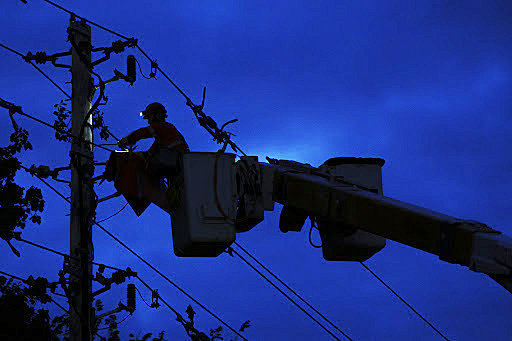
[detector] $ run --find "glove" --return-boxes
[118,137,130,149]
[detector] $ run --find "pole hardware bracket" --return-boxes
[97,192,121,203]
[186,86,240,153]
[23,49,72,69]
[92,267,137,297]
[27,164,72,183]
[95,301,134,320]
[90,38,138,67]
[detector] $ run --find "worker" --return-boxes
[117,102,189,212]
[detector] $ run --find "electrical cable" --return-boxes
[30,3,246,157]
[134,275,208,338]
[16,237,124,272]
[20,165,71,203]
[116,312,131,324]
[228,247,348,341]
[96,312,131,330]
[359,262,450,341]
[233,241,351,340]
[133,57,152,79]
[0,42,71,99]
[0,102,114,152]
[41,0,130,40]
[10,6,436,340]
[95,203,128,224]
[134,285,152,308]
[0,269,68,314]
[93,220,248,341]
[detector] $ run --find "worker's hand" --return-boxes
[118,137,130,149]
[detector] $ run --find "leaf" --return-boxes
[30,215,41,224]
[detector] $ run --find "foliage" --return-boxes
[0,101,251,340]
[0,121,44,241]
[0,276,68,341]
[52,99,110,143]
[0,274,249,341]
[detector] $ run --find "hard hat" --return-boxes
[140,102,167,119]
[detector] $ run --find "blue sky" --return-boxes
[2,0,512,340]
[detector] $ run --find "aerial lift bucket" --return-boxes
[104,150,237,257]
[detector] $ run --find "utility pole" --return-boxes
[69,16,94,341]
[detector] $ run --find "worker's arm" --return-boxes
[118,126,154,148]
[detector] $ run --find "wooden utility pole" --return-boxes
[69,16,94,341]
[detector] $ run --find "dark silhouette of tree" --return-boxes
[0,117,44,256]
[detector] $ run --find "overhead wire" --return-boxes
[96,312,131,331]
[228,247,347,341]
[0,42,71,99]
[41,0,130,40]
[0,268,106,341]
[10,4,449,340]
[233,241,351,340]
[94,220,248,341]
[134,285,152,308]
[13,164,247,340]
[95,203,128,224]
[134,275,221,339]
[5,3,235,339]
[0,269,68,314]
[1,102,115,152]
[16,237,124,272]
[20,165,71,203]
[38,0,247,157]
[359,262,450,341]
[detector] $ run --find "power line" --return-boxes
[134,285,152,308]
[134,275,217,339]
[233,241,352,340]
[41,0,130,40]
[0,42,71,99]
[17,170,247,340]
[0,269,108,340]
[1,100,114,152]
[134,275,182,319]
[0,269,68,314]
[228,247,348,341]
[34,1,247,156]
[16,237,124,272]
[20,165,71,203]
[94,220,248,341]
[96,312,131,330]
[95,203,128,224]
[359,262,450,341]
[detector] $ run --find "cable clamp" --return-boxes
[151,289,161,308]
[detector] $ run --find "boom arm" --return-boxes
[234,156,512,294]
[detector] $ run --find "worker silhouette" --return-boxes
[117,102,189,213]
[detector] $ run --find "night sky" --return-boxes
[2,1,512,340]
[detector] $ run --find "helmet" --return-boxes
[140,102,167,119]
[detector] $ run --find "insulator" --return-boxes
[127,283,136,310]
[126,55,136,84]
